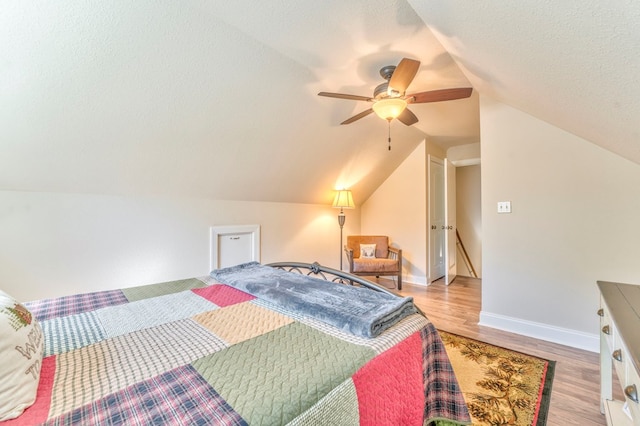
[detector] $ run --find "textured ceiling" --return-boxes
[2,1,638,206]
[410,0,640,164]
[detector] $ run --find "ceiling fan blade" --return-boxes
[318,92,372,102]
[397,108,419,126]
[388,58,420,95]
[408,87,473,104]
[341,108,374,125]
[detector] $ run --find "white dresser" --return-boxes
[598,281,640,426]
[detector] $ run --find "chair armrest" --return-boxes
[388,247,402,269]
[344,246,355,272]
[344,246,354,260]
[387,247,403,289]
[387,247,401,260]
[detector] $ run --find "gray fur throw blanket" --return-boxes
[210,262,417,338]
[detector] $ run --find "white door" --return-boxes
[444,159,457,285]
[210,225,261,270]
[428,156,446,282]
[218,233,254,268]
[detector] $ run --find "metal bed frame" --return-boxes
[266,261,395,295]
[266,261,425,317]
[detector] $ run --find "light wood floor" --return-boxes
[376,275,609,425]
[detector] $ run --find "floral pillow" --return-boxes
[0,290,44,421]
[360,243,377,259]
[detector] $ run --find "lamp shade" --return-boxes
[332,190,355,209]
[372,98,407,120]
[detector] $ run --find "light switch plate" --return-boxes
[497,201,512,213]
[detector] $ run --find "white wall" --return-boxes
[361,140,446,285]
[0,191,357,301]
[456,164,482,278]
[361,141,426,284]
[480,96,640,351]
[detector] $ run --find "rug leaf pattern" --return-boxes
[439,331,553,426]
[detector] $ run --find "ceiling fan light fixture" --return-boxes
[372,98,407,121]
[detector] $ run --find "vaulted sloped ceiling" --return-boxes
[0,1,476,206]
[2,1,637,206]
[410,1,640,164]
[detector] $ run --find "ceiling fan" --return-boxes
[318,58,473,126]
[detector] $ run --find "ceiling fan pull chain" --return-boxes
[387,119,392,151]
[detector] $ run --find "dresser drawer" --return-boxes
[612,330,627,384]
[624,359,639,422]
[598,281,640,426]
[600,298,614,350]
[603,400,635,426]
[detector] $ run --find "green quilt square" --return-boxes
[122,278,207,302]
[192,321,375,425]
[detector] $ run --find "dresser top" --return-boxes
[598,280,640,374]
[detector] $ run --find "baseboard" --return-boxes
[403,274,428,286]
[479,311,599,353]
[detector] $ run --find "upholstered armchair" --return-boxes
[344,235,402,290]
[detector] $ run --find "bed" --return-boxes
[1,261,470,425]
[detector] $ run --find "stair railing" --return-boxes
[456,229,478,278]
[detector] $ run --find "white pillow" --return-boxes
[360,243,377,259]
[0,290,44,421]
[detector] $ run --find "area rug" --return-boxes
[439,331,555,426]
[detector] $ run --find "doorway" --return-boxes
[455,164,482,278]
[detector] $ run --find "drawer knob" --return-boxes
[624,384,638,403]
[597,308,604,317]
[602,325,610,335]
[612,349,622,362]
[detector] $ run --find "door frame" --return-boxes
[210,224,261,270]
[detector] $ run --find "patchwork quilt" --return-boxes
[7,272,470,425]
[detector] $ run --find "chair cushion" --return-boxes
[353,258,399,273]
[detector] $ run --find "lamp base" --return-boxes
[338,212,346,270]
